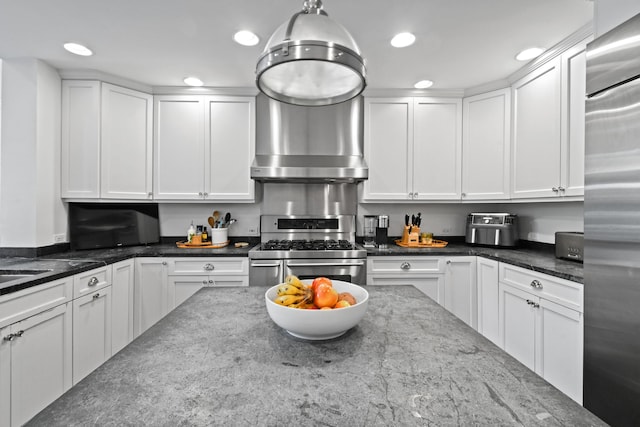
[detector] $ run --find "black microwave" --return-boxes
[69,203,160,250]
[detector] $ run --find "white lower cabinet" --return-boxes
[0,302,72,427]
[368,256,476,328]
[367,256,445,304]
[499,263,583,404]
[166,258,249,309]
[111,259,135,355]
[134,258,169,338]
[443,256,477,330]
[72,287,112,385]
[476,258,500,346]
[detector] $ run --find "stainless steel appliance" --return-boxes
[250,94,368,183]
[465,213,518,247]
[363,215,377,248]
[555,232,583,262]
[584,13,640,425]
[248,215,367,286]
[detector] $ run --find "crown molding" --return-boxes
[363,88,465,98]
[57,69,153,93]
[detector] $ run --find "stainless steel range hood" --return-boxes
[251,94,368,183]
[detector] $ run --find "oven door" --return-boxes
[249,259,283,286]
[284,258,367,286]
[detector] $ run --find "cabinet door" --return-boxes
[560,38,590,198]
[462,89,511,200]
[476,258,500,346]
[61,80,100,198]
[0,326,9,427]
[413,98,462,200]
[539,298,583,404]
[367,275,444,305]
[154,96,206,199]
[9,303,72,427]
[101,83,153,199]
[511,57,562,199]
[134,258,169,337]
[168,276,205,309]
[444,257,477,329]
[499,283,537,370]
[363,98,413,200]
[111,259,134,355]
[206,96,255,201]
[72,288,112,385]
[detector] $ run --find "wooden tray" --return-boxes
[176,240,230,249]
[395,239,448,248]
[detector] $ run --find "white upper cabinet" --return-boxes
[462,89,511,200]
[363,97,462,201]
[560,37,591,197]
[61,80,153,200]
[511,36,590,200]
[154,96,206,200]
[154,95,255,201]
[100,83,153,199]
[511,57,563,199]
[61,80,101,199]
[206,97,255,200]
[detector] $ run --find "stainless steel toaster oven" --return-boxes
[465,213,518,247]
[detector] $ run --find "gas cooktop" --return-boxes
[260,239,356,251]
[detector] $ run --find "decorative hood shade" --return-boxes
[256,0,366,106]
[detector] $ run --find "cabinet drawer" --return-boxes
[167,258,248,276]
[499,263,583,312]
[73,266,111,298]
[0,277,73,328]
[367,256,443,274]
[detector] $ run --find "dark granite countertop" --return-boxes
[367,242,584,283]
[0,240,257,296]
[27,285,604,426]
[0,238,583,296]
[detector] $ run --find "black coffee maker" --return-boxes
[375,215,389,248]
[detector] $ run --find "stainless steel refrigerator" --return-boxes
[584,12,640,427]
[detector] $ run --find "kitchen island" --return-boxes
[27,286,604,426]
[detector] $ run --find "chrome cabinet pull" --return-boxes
[558,186,565,192]
[88,277,99,287]
[400,262,411,270]
[162,261,167,266]
[92,293,100,300]
[202,280,207,285]
[530,279,542,289]
[208,279,213,284]
[5,330,25,341]
[204,263,215,271]
[446,260,451,265]
[552,187,559,192]
[525,299,540,308]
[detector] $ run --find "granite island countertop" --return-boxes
[27,286,604,426]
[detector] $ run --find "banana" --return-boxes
[274,294,306,306]
[285,274,308,290]
[276,284,306,296]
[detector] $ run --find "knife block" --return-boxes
[401,225,420,245]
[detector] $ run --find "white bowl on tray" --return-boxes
[264,280,369,340]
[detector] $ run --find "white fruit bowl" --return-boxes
[265,280,369,340]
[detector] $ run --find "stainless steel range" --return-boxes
[249,215,367,286]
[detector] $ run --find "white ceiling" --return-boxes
[0,0,593,91]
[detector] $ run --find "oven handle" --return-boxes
[250,261,283,267]
[286,261,366,267]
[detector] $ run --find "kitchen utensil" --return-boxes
[212,210,220,227]
[225,219,237,227]
[208,217,215,228]
[224,212,231,224]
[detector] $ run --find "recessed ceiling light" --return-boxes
[183,77,204,87]
[233,30,260,46]
[414,80,434,89]
[391,32,416,48]
[63,42,93,56]
[516,47,546,61]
